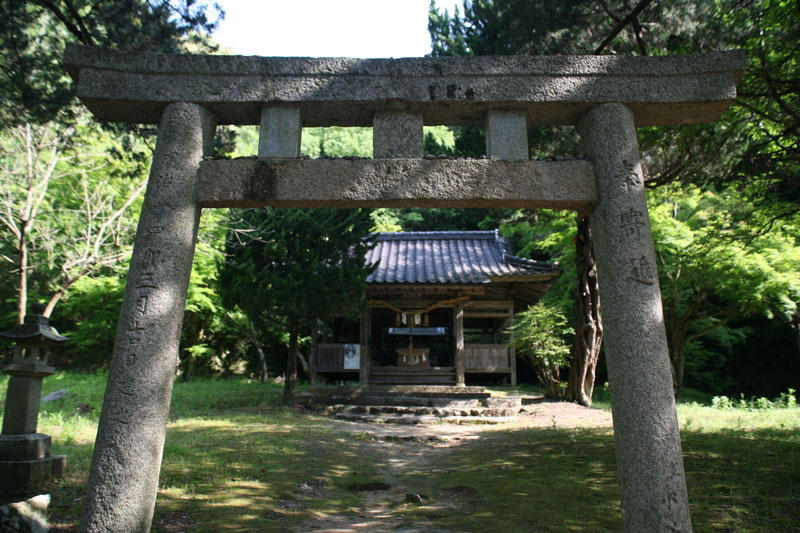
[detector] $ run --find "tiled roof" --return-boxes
[365,230,558,285]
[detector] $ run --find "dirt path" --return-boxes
[300,401,613,532]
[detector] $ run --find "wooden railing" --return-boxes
[464,344,511,372]
[315,344,345,370]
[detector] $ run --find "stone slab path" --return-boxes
[300,400,613,532]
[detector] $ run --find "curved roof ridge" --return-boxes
[504,253,558,271]
[374,230,497,241]
[365,229,560,285]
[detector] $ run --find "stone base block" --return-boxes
[0,434,51,461]
[0,455,64,505]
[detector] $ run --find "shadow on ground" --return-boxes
[40,405,800,532]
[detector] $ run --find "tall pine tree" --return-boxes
[220,208,375,403]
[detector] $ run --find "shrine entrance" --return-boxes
[64,45,744,532]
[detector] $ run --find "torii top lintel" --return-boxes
[63,44,744,127]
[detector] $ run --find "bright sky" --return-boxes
[213,0,462,58]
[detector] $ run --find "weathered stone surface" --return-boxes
[197,158,595,209]
[64,45,744,126]
[581,103,691,532]
[2,377,44,434]
[0,458,52,496]
[0,434,64,504]
[486,111,528,160]
[258,107,301,158]
[40,390,67,403]
[373,111,422,158]
[80,103,216,533]
[0,434,51,461]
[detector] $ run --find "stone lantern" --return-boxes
[0,303,67,504]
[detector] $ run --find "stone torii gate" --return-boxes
[63,45,743,532]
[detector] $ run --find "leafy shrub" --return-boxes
[780,388,797,408]
[512,302,572,399]
[711,388,797,410]
[711,395,734,409]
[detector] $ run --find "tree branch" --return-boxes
[685,315,734,344]
[92,177,147,258]
[593,0,655,54]
[33,0,95,45]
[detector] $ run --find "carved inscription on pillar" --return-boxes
[619,207,646,237]
[427,83,477,101]
[628,255,657,286]
[612,161,657,286]
[126,248,161,365]
[615,159,642,192]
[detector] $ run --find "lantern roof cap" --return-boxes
[0,304,68,343]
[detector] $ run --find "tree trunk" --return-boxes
[568,214,604,406]
[310,320,319,386]
[794,317,800,358]
[246,319,269,384]
[666,323,687,393]
[257,344,269,384]
[283,321,299,404]
[183,352,195,382]
[536,364,563,399]
[17,225,28,324]
[297,351,309,373]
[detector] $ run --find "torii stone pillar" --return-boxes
[80,103,216,532]
[581,103,691,531]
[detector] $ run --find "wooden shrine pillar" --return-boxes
[310,321,318,386]
[359,309,371,386]
[454,304,465,386]
[508,306,517,386]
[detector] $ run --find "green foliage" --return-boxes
[512,302,572,398]
[498,210,576,306]
[649,183,800,388]
[54,276,125,369]
[423,126,457,155]
[178,209,255,380]
[220,208,375,326]
[712,389,797,410]
[301,127,372,158]
[369,208,403,233]
[0,114,150,324]
[0,0,223,125]
[220,207,375,399]
[392,208,512,232]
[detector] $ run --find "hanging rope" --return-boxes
[370,295,471,317]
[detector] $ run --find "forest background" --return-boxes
[1,0,798,401]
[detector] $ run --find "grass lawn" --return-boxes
[1,372,799,531]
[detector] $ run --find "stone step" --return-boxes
[325,404,519,418]
[369,375,456,385]
[365,385,487,395]
[484,396,523,409]
[309,386,491,407]
[325,394,489,408]
[369,367,457,385]
[333,412,515,425]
